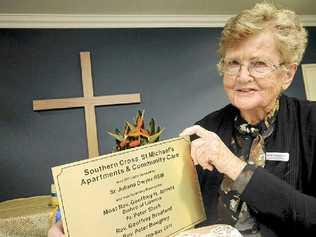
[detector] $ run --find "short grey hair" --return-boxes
[218,2,308,65]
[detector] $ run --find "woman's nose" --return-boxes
[236,65,253,82]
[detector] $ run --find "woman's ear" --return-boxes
[281,63,297,90]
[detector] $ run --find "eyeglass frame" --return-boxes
[218,58,286,78]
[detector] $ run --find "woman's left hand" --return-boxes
[180,125,246,180]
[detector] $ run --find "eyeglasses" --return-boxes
[221,58,284,78]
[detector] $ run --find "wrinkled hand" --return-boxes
[48,221,64,237]
[180,125,246,180]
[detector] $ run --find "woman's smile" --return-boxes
[235,88,258,96]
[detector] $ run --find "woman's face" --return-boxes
[222,32,292,113]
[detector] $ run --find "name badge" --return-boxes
[266,152,289,162]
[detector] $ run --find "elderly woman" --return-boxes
[48,2,315,237]
[180,2,316,237]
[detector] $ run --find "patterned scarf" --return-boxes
[218,99,279,235]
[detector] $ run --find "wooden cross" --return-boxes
[33,52,141,158]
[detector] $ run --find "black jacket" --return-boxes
[195,95,316,236]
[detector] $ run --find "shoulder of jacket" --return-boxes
[283,95,316,117]
[195,104,237,131]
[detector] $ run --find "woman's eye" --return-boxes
[254,61,268,68]
[227,60,240,67]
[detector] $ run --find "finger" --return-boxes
[56,221,64,234]
[180,125,205,137]
[196,148,211,167]
[204,163,214,171]
[196,153,214,171]
[190,140,199,165]
[180,125,213,139]
[191,139,207,165]
[192,138,213,160]
[195,142,208,162]
[48,222,65,237]
[179,125,207,137]
[190,141,198,165]
[192,138,216,170]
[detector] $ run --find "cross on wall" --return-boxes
[33,52,141,158]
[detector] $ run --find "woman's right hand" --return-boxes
[48,221,64,237]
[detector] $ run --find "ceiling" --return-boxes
[1,0,316,15]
